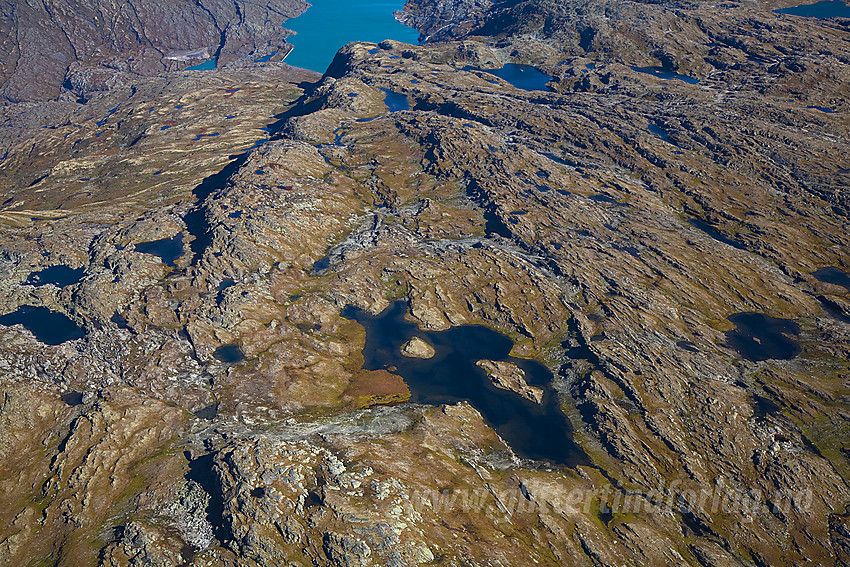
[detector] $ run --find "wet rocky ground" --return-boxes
[1,0,850,565]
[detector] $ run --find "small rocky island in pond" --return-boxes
[343,300,588,466]
[1,0,850,564]
[25,265,85,287]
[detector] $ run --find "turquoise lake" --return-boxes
[284,0,419,73]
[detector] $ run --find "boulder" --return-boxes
[476,359,543,404]
[400,337,436,358]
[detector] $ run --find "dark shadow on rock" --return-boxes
[184,79,325,263]
[185,452,229,544]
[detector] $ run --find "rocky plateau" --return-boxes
[1,0,850,565]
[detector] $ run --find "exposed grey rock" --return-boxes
[400,337,435,358]
[323,532,372,567]
[0,0,310,102]
[476,359,543,403]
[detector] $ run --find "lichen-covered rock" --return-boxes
[476,359,543,403]
[98,522,185,567]
[323,532,372,567]
[400,337,435,358]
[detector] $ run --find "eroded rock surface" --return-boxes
[0,0,308,102]
[477,359,543,403]
[400,336,435,358]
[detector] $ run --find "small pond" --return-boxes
[752,394,782,420]
[135,234,184,267]
[380,88,410,112]
[774,0,850,18]
[632,66,699,85]
[213,344,245,363]
[464,63,554,92]
[254,51,278,63]
[25,265,85,287]
[589,194,628,207]
[688,219,746,251]
[0,305,85,345]
[61,391,85,406]
[812,267,850,291]
[725,312,801,362]
[648,123,673,143]
[194,403,220,420]
[343,300,588,466]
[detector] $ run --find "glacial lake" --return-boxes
[25,265,85,287]
[344,300,589,466]
[135,234,184,267]
[284,0,419,72]
[464,63,554,91]
[725,312,801,362]
[187,59,217,71]
[774,0,850,18]
[0,305,85,345]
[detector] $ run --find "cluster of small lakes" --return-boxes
[180,0,850,73]
[61,0,840,181]
[3,0,848,467]
[5,213,848,463]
